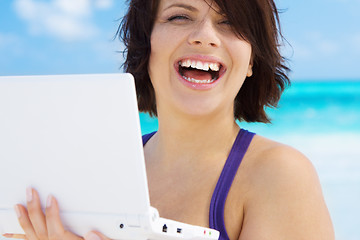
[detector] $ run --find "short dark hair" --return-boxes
[117,0,290,123]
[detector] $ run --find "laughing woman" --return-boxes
[6,0,334,239]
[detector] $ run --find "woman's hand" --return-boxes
[3,188,110,240]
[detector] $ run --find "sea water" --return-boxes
[140,80,360,135]
[139,80,360,240]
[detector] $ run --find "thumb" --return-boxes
[84,231,111,240]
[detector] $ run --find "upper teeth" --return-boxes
[179,59,220,72]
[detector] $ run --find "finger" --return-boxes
[2,233,27,239]
[84,231,111,240]
[45,195,83,240]
[26,187,48,239]
[45,195,65,237]
[14,204,38,240]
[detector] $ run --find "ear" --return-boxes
[246,62,253,77]
[246,54,254,77]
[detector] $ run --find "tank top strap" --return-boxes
[209,129,255,240]
[142,131,156,146]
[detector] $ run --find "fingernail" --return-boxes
[26,187,33,202]
[46,195,53,208]
[84,232,101,240]
[14,205,21,218]
[3,233,13,238]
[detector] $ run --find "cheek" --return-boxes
[149,26,182,82]
[148,35,171,91]
[149,28,168,73]
[226,42,252,95]
[148,32,163,82]
[150,25,173,54]
[148,52,161,92]
[232,42,252,75]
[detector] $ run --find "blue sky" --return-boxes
[0,0,359,81]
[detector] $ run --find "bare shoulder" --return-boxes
[246,135,317,185]
[238,135,335,240]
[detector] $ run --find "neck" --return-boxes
[145,106,240,166]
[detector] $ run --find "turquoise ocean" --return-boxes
[139,80,360,240]
[140,80,360,135]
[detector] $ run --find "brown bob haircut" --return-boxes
[118,0,290,123]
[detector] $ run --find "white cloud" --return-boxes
[94,0,113,9]
[290,32,341,61]
[288,40,312,59]
[307,32,340,55]
[54,0,91,17]
[318,40,339,55]
[13,0,114,42]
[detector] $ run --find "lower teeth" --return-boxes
[183,76,214,84]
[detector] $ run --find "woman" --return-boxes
[5,0,335,239]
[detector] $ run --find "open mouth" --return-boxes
[177,59,225,84]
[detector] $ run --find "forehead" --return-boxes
[157,0,222,13]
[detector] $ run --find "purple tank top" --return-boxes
[142,129,255,240]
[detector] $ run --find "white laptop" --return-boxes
[0,74,219,240]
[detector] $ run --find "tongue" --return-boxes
[182,69,212,81]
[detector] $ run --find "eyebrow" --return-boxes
[163,3,198,12]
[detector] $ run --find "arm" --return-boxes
[239,145,334,240]
[4,188,109,240]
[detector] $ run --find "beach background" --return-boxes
[1,0,359,239]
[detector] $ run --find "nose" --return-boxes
[187,19,221,48]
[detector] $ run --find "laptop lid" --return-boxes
[0,73,148,219]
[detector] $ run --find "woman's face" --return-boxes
[149,0,253,118]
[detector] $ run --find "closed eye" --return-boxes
[167,15,191,22]
[219,19,231,25]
